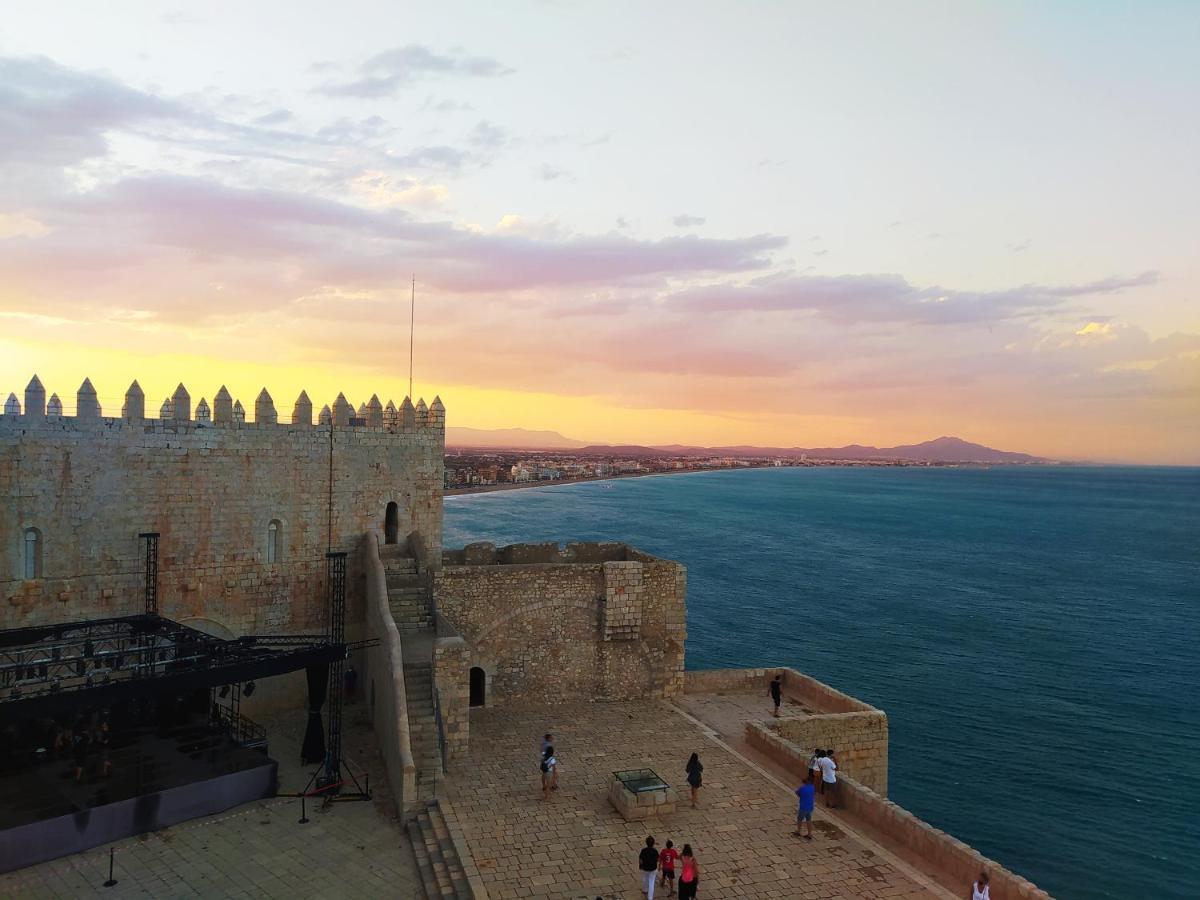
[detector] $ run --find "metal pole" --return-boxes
[298,792,308,825]
[408,274,415,401]
[103,846,117,887]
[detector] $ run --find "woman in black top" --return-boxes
[685,753,703,808]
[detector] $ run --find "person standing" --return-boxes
[540,745,557,800]
[769,673,783,717]
[677,845,699,900]
[658,839,679,896]
[970,872,990,900]
[638,836,659,899]
[541,733,558,790]
[809,748,824,796]
[685,753,703,808]
[817,749,839,808]
[793,773,816,839]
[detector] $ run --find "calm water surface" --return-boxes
[444,466,1200,900]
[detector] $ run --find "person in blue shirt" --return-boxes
[794,773,816,840]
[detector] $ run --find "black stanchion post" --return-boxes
[298,792,309,825]
[103,846,117,887]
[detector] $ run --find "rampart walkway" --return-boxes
[444,696,953,899]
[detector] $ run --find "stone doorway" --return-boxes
[384,501,399,544]
[469,667,486,707]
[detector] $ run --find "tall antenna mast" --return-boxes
[408,274,415,400]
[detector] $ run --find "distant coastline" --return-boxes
[445,468,684,496]
[443,459,1007,497]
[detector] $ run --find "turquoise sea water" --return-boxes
[444,466,1200,900]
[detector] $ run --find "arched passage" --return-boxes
[384,501,399,544]
[469,667,486,707]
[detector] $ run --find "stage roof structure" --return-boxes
[0,614,344,722]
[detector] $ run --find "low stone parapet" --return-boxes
[745,718,1048,900]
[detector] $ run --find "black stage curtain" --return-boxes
[301,665,328,764]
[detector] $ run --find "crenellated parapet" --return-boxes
[0,376,446,437]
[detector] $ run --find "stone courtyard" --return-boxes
[0,708,423,899]
[444,694,955,900]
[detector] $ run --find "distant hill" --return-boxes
[446,429,1046,463]
[445,426,587,449]
[583,436,1046,463]
[797,436,1045,463]
[574,444,666,456]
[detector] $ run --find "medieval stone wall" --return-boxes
[0,381,445,637]
[433,542,686,705]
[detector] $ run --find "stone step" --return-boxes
[405,801,471,900]
[420,810,456,898]
[405,817,440,899]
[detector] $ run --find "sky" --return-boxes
[1,1,1197,463]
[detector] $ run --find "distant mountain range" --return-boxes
[445,426,588,449]
[446,429,1047,463]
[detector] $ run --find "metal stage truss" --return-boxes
[0,614,344,722]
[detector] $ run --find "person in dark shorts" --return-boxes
[685,753,703,808]
[658,839,679,895]
[638,836,659,899]
[794,773,815,839]
[540,745,557,800]
[769,673,783,716]
[677,844,699,900]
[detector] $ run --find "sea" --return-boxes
[444,465,1200,900]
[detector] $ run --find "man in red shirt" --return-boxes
[658,840,680,896]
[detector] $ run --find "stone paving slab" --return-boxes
[445,699,936,899]
[0,709,423,899]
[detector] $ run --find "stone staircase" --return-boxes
[406,799,476,899]
[404,658,441,801]
[382,545,433,631]
[376,543,441,801]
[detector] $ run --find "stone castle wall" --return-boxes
[434,542,686,704]
[0,379,445,637]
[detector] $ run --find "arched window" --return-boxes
[267,520,282,564]
[23,528,42,580]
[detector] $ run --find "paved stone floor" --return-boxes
[0,708,423,899]
[446,697,945,900]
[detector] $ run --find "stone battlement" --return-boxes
[1,374,445,635]
[441,540,645,566]
[2,375,445,431]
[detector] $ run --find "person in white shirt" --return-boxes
[970,872,990,900]
[817,750,839,808]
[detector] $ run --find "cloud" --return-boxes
[537,163,572,181]
[317,45,513,98]
[673,214,706,228]
[0,171,787,318]
[252,108,294,126]
[422,97,474,113]
[387,145,471,171]
[667,271,1159,326]
[469,120,507,149]
[0,55,179,170]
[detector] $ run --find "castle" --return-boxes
[1,375,1046,900]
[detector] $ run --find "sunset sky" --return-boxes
[1,2,1197,463]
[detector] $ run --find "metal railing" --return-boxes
[433,685,448,776]
[213,707,268,751]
